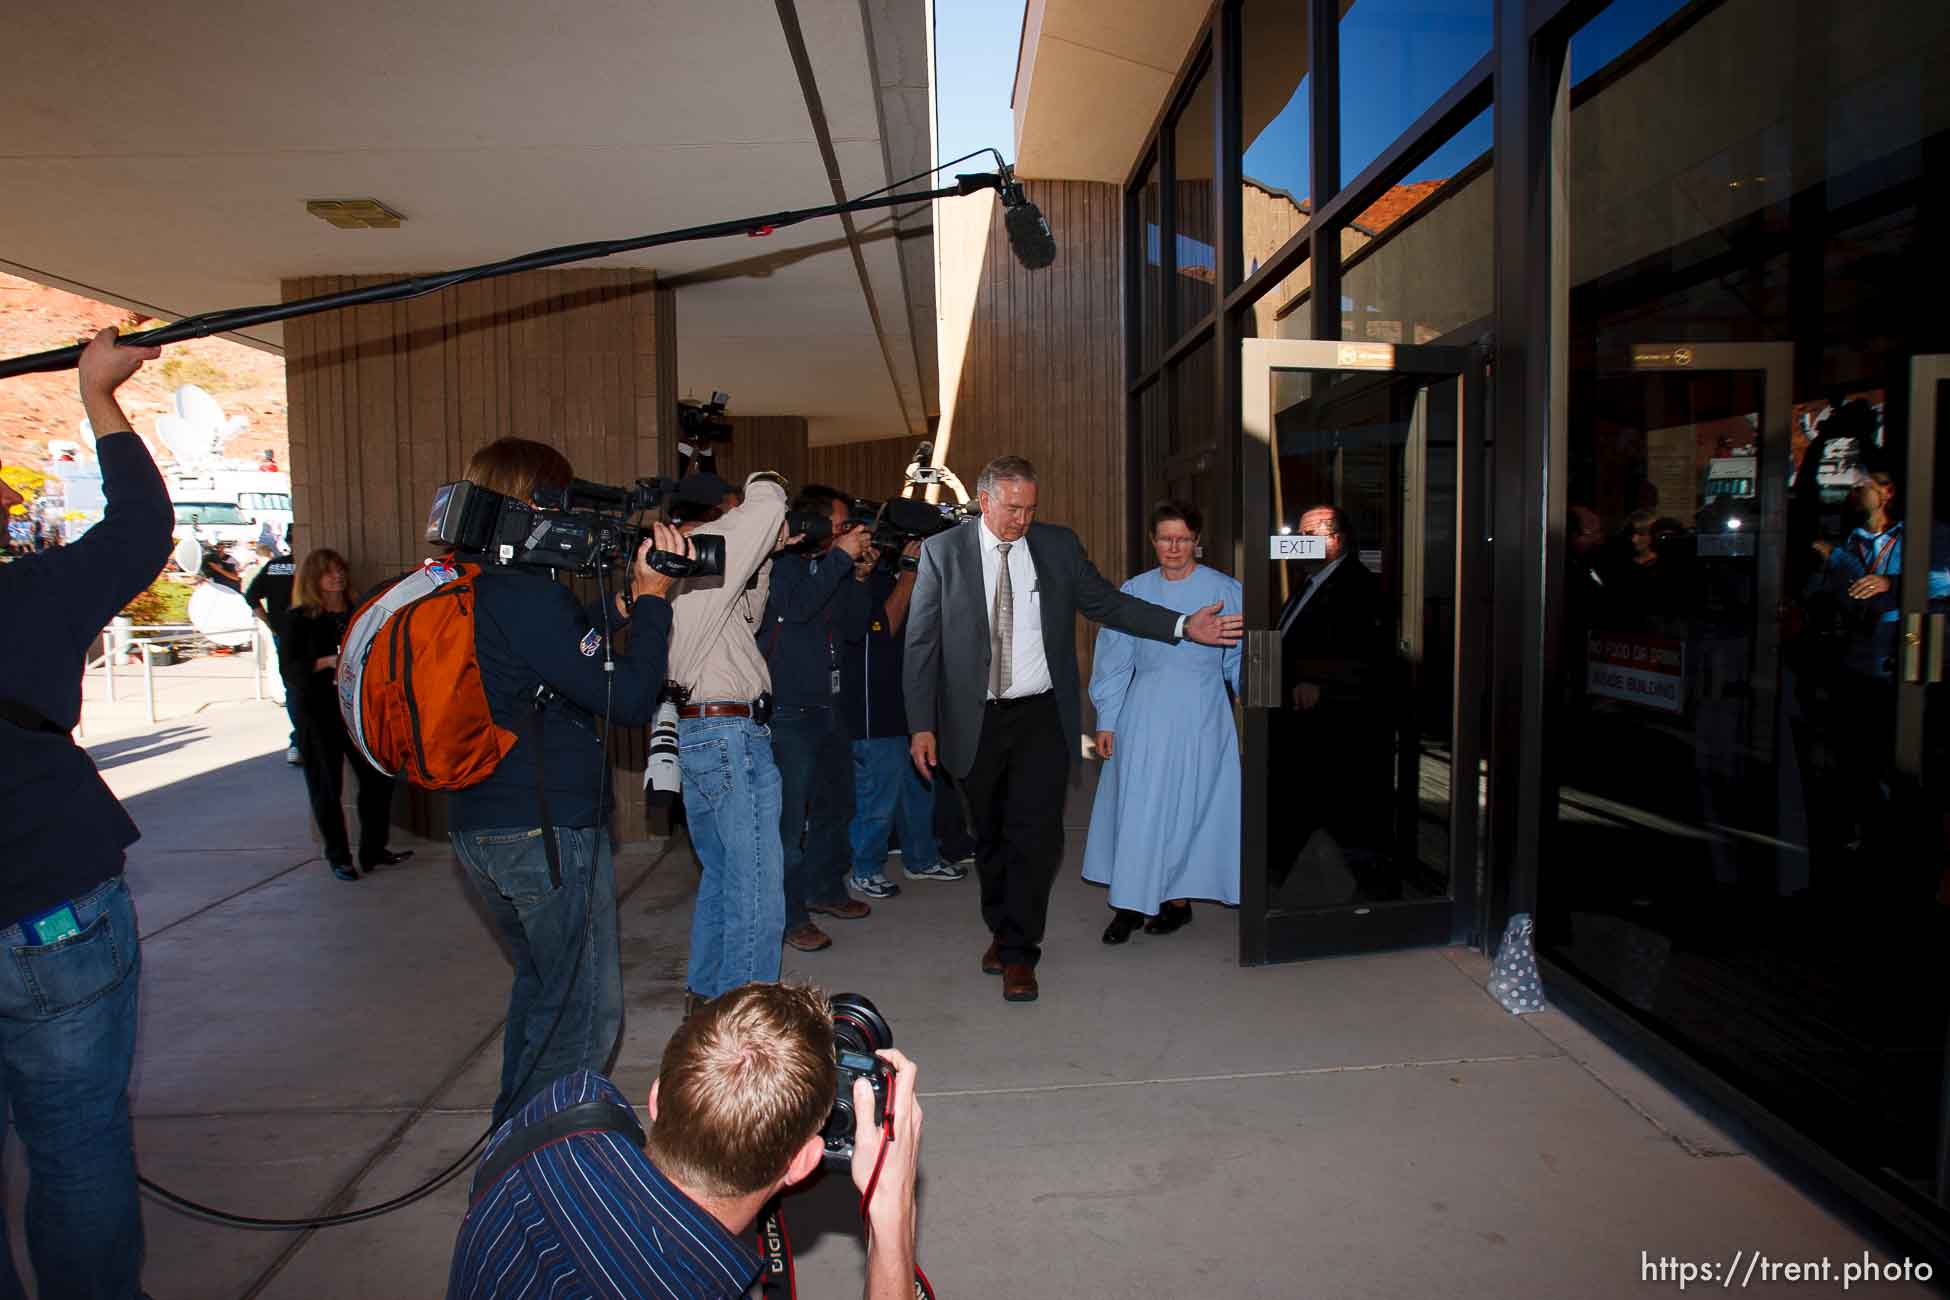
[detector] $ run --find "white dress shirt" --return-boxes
[979,518,1053,699]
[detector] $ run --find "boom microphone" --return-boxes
[998,166,1057,270]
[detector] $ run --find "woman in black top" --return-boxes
[283,548,408,881]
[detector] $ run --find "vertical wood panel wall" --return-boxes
[282,268,670,837]
[805,437,925,501]
[709,416,809,490]
[935,179,1126,692]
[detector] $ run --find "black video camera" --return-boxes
[820,992,894,1171]
[678,391,734,444]
[424,475,727,579]
[850,494,969,572]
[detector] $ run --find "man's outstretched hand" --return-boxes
[1184,601,1244,647]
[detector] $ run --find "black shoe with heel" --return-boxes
[1143,902,1193,935]
[361,849,414,870]
[1102,909,1145,945]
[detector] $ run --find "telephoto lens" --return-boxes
[821,993,894,1169]
[643,699,681,808]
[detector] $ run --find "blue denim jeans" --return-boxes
[0,875,142,1300]
[451,825,620,1121]
[771,705,855,931]
[849,737,942,880]
[677,717,784,999]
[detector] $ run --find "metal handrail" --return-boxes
[90,620,273,728]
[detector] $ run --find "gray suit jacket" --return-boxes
[902,520,1182,779]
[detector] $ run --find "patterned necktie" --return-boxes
[991,542,1014,697]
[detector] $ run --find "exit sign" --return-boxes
[1269,534,1327,560]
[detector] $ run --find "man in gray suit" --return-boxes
[903,456,1242,1002]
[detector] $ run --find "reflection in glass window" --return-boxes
[1339,0,1491,188]
[1241,0,1312,339]
[1174,67,1218,330]
[1555,0,1950,1211]
[1340,106,1492,345]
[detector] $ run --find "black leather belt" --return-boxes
[986,691,1053,709]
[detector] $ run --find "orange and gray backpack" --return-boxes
[337,557,515,789]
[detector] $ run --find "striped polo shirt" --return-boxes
[447,1071,762,1299]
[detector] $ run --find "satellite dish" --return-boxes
[153,384,248,469]
[188,583,255,648]
[172,534,202,575]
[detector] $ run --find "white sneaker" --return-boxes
[286,746,302,765]
[902,859,968,882]
[848,873,901,900]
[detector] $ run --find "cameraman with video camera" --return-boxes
[0,328,170,1300]
[662,472,800,1005]
[448,983,923,1300]
[449,437,689,1119]
[762,486,877,953]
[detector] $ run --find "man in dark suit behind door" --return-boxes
[903,456,1243,1002]
[1272,504,1391,897]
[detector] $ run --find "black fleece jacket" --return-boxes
[0,432,173,920]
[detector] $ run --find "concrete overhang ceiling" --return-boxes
[1011,0,1211,182]
[0,0,937,445]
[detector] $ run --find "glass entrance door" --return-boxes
[1239,339,1485,963]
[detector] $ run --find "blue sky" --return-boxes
[933,0,1025,173]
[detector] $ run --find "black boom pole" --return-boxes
[0,173,1005,382]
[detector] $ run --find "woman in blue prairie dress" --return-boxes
[1083,500,1242,944]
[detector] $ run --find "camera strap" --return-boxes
[468,1098,645,1208]
[529,692,563,891]
[755,1198,797,1299]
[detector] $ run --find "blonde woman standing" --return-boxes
[283,548,407,881]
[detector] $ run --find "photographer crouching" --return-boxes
[448,983,923,1300]
[448,438,689,1119]
[0,328,171,1299]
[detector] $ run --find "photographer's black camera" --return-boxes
[850,494,969,572]
[820,992,893,1170]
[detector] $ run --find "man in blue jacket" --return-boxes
[449,438,686,1120]
[840,540,965,899]
[0,327,171,1300]
[759,486,874,953]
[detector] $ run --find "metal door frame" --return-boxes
[1239,337,1487,965]
[1900,355,1949,777]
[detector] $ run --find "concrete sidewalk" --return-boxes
[13,678,1934,1298]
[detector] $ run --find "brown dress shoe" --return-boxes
[1001,963,1039,1002]
[785,921,832,952]
[808,898,871,920]
[981,940,1003,976]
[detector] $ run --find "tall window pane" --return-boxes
[1241,0,1311,331]
[1173,66,1218,332]
[1339,105,1492,345]
[1337,0,1491,189]
[1553,0,1950,1218]
[1137,157,1162,368]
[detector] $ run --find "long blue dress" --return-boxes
[1082,565,1243,911]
